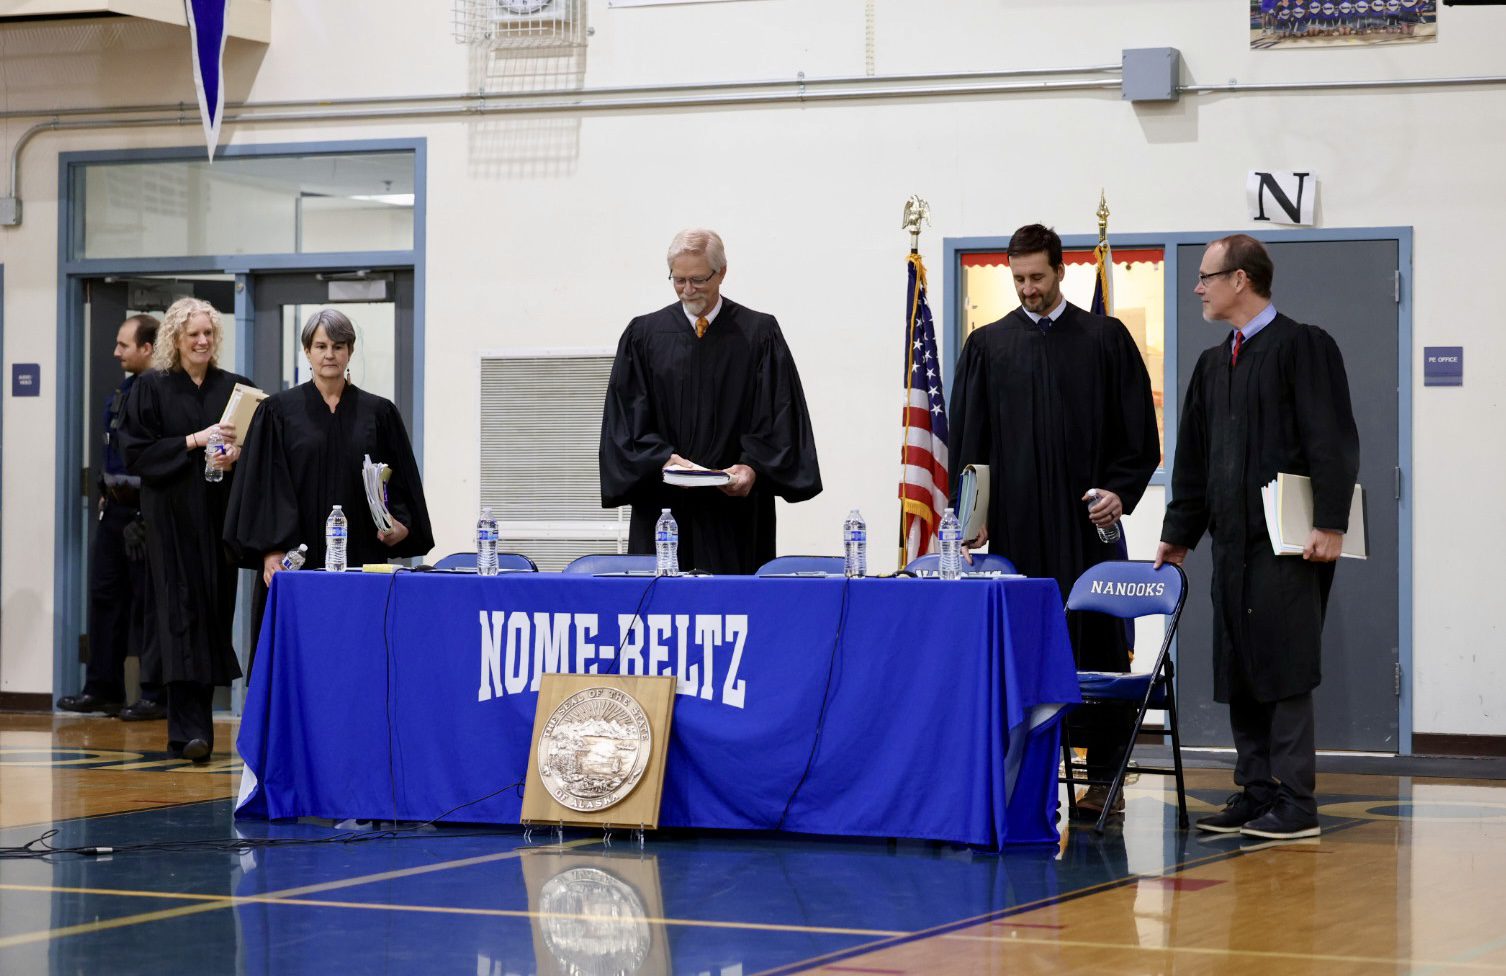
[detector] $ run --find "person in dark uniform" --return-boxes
[118,298,251,761]
[947,224,1160,820]
[599,228,823,574]
[57,315,165,720]
[1157,235,1359,840]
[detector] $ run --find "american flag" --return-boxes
[898,253,949,566]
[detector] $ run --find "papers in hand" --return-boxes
[662,466,731,487]
[1261,472,1367,559]
[362,454,395,533]
[217,383,268,447]
[956,464,990,543]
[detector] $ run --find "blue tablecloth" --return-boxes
[235,572,1080,848]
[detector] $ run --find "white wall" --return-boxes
[1,0,1502,737]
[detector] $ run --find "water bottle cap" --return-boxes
[661,508,671,514]
[943,507,955,515]
[481,506,492,517]
[848,508,862,518]
[332,505,343,511]
[297,543,308,552]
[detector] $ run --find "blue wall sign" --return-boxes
[1423,347,1462,387]
[11,363,40,397]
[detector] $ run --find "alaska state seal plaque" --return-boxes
[522,674,675,829]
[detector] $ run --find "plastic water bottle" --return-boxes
[843,509,867,578]
[1086,490,1122,544]
[279,544,308,572]
[476,506,499,576]
[655,508,679,577]
[938,508,963,580]
[324,505,348,573]
[203,428,224,483]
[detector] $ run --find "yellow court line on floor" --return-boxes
[237,894,906,938]
[0,883,229,902]
[937,933,1506,972]
[0,837,601,951]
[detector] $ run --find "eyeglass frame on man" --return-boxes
[669,270,721,289]
[1197,268,1239,286]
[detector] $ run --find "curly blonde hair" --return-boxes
[153,298,224,372]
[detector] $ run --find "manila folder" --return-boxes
[218,383,269,447]
[1264,472,1367,560]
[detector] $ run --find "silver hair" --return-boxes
[665,228,727,273]
[300,308,358,350]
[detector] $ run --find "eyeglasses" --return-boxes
[1197,269,1238,285]
[669,270,720,289]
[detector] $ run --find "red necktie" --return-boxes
[1231,330,1244,366]
[696,316,708,339]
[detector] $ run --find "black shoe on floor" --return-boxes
[1239,801,1320,840]
[118,699,166,722]
[56,693,123,716]
[182,739,212,763]
[1196,790,1274,833]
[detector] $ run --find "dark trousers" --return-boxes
[167,681,215,754]
[1230,691,1316,817]
[1066,609,1134,779]
[85,501,160,703]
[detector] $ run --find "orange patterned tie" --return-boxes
[696,316,708,339]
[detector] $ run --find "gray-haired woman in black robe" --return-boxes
[225,308,434,658]
[118,297,250,762]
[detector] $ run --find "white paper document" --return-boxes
[363,454,395,533]
[1261,472,1367,560]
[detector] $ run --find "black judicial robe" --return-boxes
[947,303,1159,668]
[118,366,249,687]
[1162,314,1359,703]
[599,299,823,575]
[225,382,434,572]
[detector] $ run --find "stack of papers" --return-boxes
[663,467,731,487]
[1261,472,1367,559]
[363,454,395,533]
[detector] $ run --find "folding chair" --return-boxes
[756,555,846,576]
[904,552,1017,576]
[1060,560,1188,832]
[433,552,538,572]
[562,553,659,575]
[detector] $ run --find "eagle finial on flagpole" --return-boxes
[902,195,931,254]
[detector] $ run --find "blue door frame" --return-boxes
[943,227,1415,754]
[51,138,427,705]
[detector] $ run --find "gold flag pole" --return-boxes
[1096,188,1110,246]
[898,195,931,569]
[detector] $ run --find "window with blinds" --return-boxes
[478,351,628,570]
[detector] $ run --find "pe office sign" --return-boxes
[1424,347,1463,387]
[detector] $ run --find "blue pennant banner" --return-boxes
[186,0,229,159]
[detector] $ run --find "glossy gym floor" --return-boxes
[2,713,1505,975]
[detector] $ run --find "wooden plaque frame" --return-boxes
[521,674,676,830]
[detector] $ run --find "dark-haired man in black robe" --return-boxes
[1157,234,1358,841]
[600,228,822,575]
[948,224,1160,819]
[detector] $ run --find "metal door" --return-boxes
[1173,239,1401,751]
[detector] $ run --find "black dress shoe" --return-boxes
[56,693,123,716]
[118,699,166,722]
[182,739,212,763]
[1196,790,1275,833]
[1240,801,1320,840]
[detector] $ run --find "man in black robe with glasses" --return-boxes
[1157,234,1359,841]
[599,228,822,575]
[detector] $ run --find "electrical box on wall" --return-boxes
[1122,48,1181,103]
